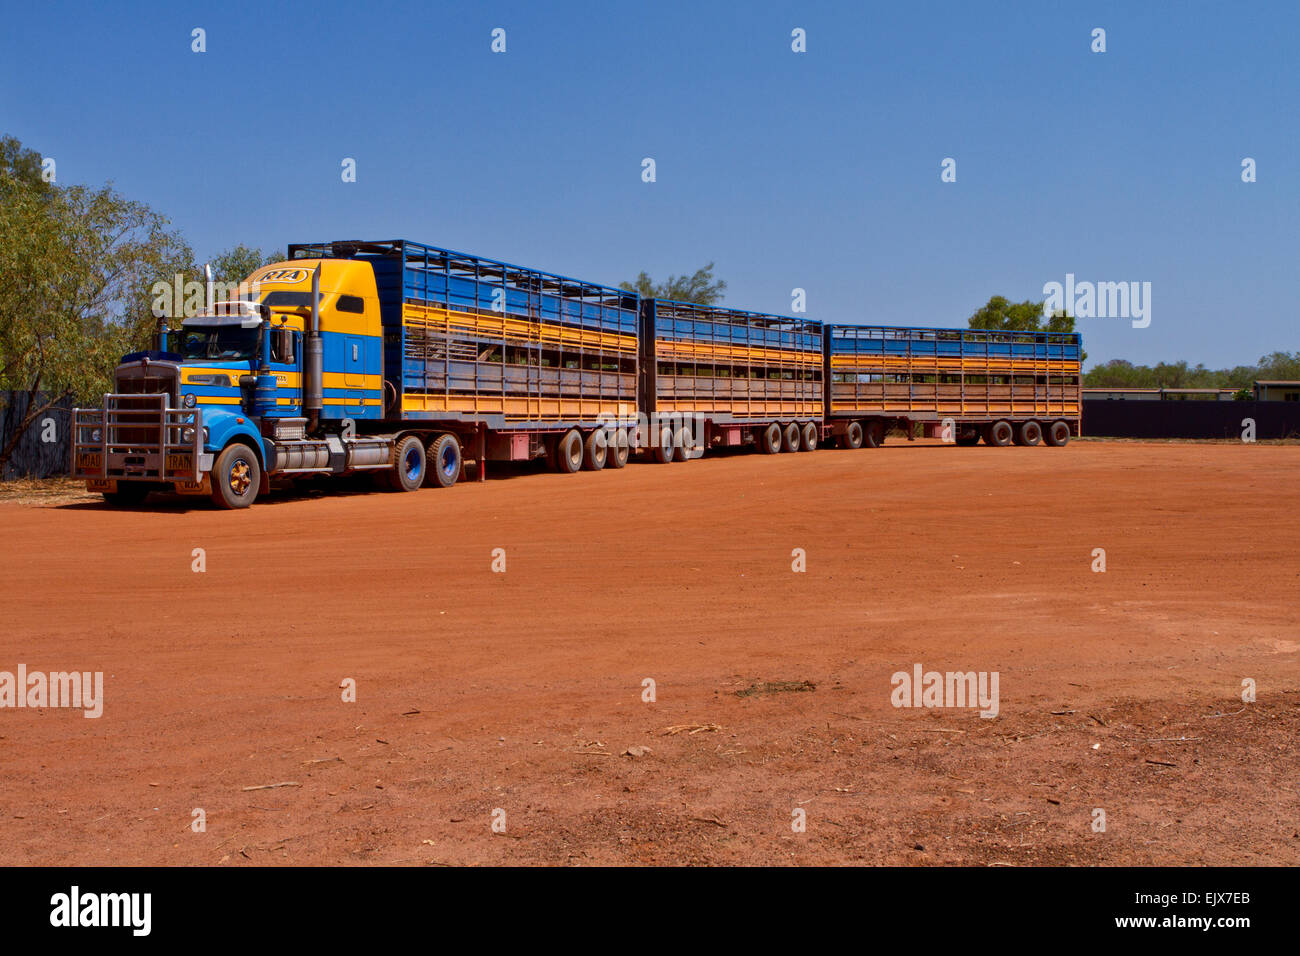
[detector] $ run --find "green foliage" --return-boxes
[620,262,726,305]
[1082,353,1300,391]
[967,295,1077,334]
[0,135,50,193]
[0,135,193,473]
[207,243,282,287]
[967,295,1084,360]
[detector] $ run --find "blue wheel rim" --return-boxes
[440,444,457,478]
[404,447,422,482]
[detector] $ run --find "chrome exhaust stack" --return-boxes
[304,264,324,432]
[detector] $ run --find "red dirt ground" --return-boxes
[0,440,1297,866]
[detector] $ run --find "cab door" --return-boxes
[344,335,366,415]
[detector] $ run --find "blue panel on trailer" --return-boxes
[826,324,1081,362]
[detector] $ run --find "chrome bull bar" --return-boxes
[71,393,207,483]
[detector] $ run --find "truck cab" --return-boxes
[71,258,389,508]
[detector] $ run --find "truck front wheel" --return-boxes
[210,444,261,509]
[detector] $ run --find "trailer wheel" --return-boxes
[781,422,801,453]
[426,434,462,487]
[210,443,262,508]
[582,429,607,470]
[984,420,1014,447]
[758,423,782,454]
[1014,421,1043,446]
[554,429,583,473]
[382,435,426,492]
[101,484,152,508]
[606,428,630,468]
[1045,420,1071,446]
[841,421,864,449]
[674,421,702,462]
[863,421,885,448]
[955,426,981,447]
[800,422,818,451]
[652,424,675,463]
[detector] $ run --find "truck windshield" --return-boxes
[178,326,259,361]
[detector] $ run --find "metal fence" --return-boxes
[1083,399,1300,440]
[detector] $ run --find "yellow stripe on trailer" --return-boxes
[657,339,821,367]
[401,392,632,422]
[403,304,638,354]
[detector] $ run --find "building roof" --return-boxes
[1254,380,1300,386]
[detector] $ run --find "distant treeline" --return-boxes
[1083,352,1300,394]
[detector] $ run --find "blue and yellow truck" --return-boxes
[71,238,1081,508]
[72,239,640,507]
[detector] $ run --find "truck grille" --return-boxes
[71,359,203,483]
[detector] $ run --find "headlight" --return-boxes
[90,428,102,442]
[182,427,195,442]
[183,393,196,408]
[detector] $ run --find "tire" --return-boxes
[1045,420,1071,447]
[800,422,818,452]
[781,422,801,453]
[673,421,701,462]
[955,426,981,447]
[383,435,426,492]
[101,484,151,508]
[841,421,864,449]
[606,428,630,468]
[554,429,583,473]
[758,422,782,455]
[210,443,261,508]
[652,424,675,464]
[582,429,607,471]
[426,434,462,488]
[984,420,1014,447]
[1014,421,1043,446]
[863,421,885,448]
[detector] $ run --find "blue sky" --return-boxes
[2,0,1295,368]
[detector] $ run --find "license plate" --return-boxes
[175,478,210,494]
[166,453,193,473]
[77,452,102,472]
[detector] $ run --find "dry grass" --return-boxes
[0,477,99,505]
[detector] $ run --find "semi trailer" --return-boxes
[823,324,1082,448]
[70,239,1082,508]
[640,298,823,459]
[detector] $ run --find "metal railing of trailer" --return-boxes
[825,325,1082,421]
[288,240,640,429]
[642,298,824,423]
